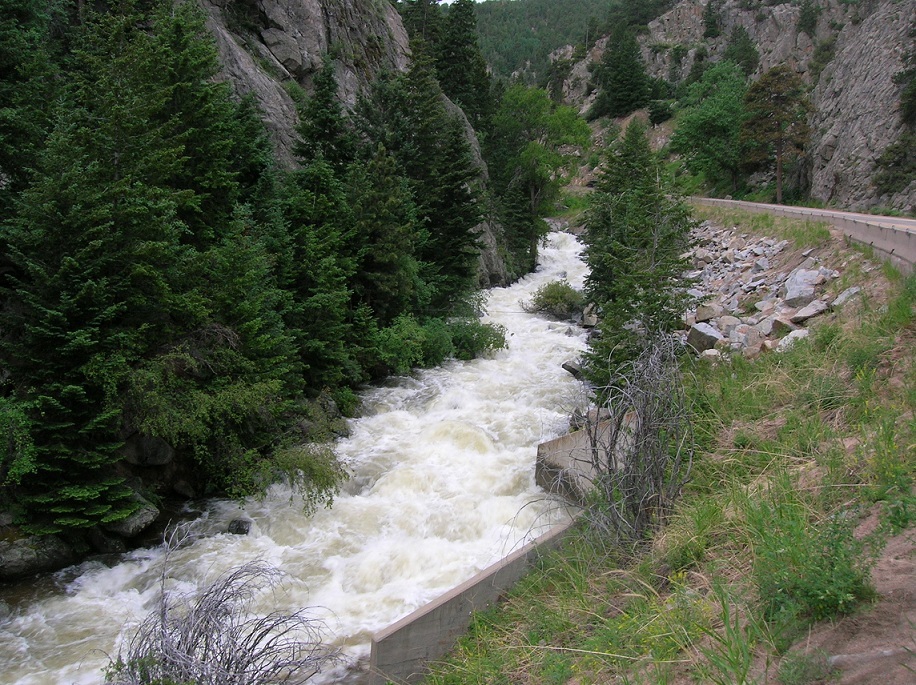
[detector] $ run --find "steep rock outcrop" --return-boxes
[200,0,410,168]
[810,1,915,210]
[556,0,915,212]
[200,0,511,285]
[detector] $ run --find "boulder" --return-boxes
[562,360,583,379]
[790,299,830,324]
[718,315,742,335]
[0,535,77,581]
[582,303,599,328]
[771,317,798,336]
[121,433,175,467]
[695,302,724,322]
[103,494,159,539]
[687,322,724,353]
[777,329,810,352]
[782,268,825,307]
[228,519,252,535]
[833,286,862,307]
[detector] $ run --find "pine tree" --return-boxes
[400,0,443,44]
[741,65,811,203]
[295,57,357,173]
[588,26,650,120]
[723,26,760,77]
[0,0,334,532]
[0,0,55,216]
[274,160,362,390]
[583,120,695,390]
[435,0,493,134]
[356,44,483,315]
[346,146,428,327]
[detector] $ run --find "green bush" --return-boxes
[743,476,875,623]
[524,279,585,319]
[447,319,508,360]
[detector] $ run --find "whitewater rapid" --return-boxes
[1,229,589,684]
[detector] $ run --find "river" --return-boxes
[0,229,589,684]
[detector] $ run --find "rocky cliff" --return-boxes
[557,0,915,213]
[200,0,510,286]
[200,0,411,168]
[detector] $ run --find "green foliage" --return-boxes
[776,649,837,685]
[0,0,56,216]
[741,65,811,203]
[583,119,696,385]
[524,280,585,319]
[588,26,650,120]
[810,36,837,85]
[723,25,760,77]
[295,57,357,173]
[487,84,590,273]
[671,61,749,192]
[797,0,821,37]
[0,396,37,490]
[874,28,916,194]
[703,0,723,39]
[897,25,916,128]
[472,0,674,83]
[434,0,493,133]
[446,318,508,361]
[742,475,875,623]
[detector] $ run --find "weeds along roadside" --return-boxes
[423,207,915,685]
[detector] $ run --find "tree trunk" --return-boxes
[775,136,784,204]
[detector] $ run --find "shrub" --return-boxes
[523,279,585,319]
[106,540,340,685]
[743,475,875,623]
[448,319,508,360]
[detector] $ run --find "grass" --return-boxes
[423,208,916,685]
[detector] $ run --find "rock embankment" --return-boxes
[680,220,862,359]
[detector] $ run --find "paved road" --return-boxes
[691,197,916,274]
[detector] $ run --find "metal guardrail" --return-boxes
[690,197,916,275]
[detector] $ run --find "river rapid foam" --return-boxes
[1,230,589,684]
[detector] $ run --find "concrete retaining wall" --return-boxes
[692,198,916,275]
[368,520,575,684]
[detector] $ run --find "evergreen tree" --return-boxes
[671,61,748,191]
[400,0,443,44]
[588,26,649,120]
[583,120,695,390]
[274,160,361,389]
[0,0,339,532]
[295,57,357,173]
[703,0,722,39]
[356,44,483,315]
[723,25,760,77]
[346,146,428,327]
[741,65,811,203]
[435,0,492,134]
[0,0,55,216]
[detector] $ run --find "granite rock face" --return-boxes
[201,0,410,168]
[554,0,916,213]
[200,0,512,286]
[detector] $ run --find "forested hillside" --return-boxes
[473,0,675,82]
[0,0,589,555]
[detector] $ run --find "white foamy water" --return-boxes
[1,230,588,684]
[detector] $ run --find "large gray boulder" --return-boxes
[782,268,825,307]
[0,535,77,582]
[687,322,724,353]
